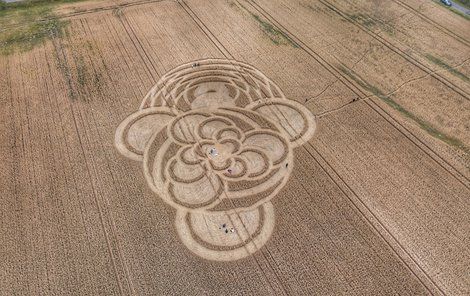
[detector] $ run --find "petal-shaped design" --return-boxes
[169,112,210,144]
[249,98,316,147]
[198,117,233,140]
[209,158,232,171]
[218,138,241,154]
[179,145,202,165]
[238,148,270,178]
[167,158,206,183]
[243,130,289,165]
[144,130,222,212]
[115,107,176,161]
[167,172,224,210]
[175,202,275,261]
[223,157,247,178]
[215,126,244,141]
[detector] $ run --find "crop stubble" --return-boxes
[249,0,470,172]
[1,0,469,295]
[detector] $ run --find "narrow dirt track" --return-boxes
[1,0,469,295]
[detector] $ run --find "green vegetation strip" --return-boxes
[339,65,469,154]
[230,1,299,48]
[250,14,299,48]
[0,0,79,55]
[435,0,470,20]
[454,0,470,9]
[345,12,396,36]
[425,54,469,82]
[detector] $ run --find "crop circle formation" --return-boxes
[115,59,316,261]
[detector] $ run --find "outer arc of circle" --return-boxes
[139,59,285,110]
[157,59,275,83]
[248,97,317,148]
[222,167,291,210]
[175,202,275,261]
[114,106,177,162]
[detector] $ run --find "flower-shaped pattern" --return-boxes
[115,59,316,261]
[145,107,292,214]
